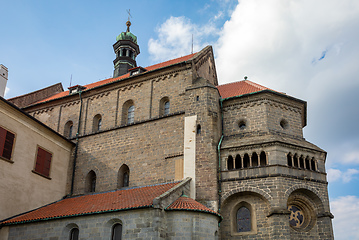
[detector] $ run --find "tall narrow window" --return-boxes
[299,155,305,168]
[196,124,201,134]
[34,146,52,177]
[243,154,250,168]
[293,154,299,168]
[65,121,73,138]
[237,206,251,232]
[287,153,293,167]
[127,105,135,124]
[85,170,96,193]
[311,158,316,171]
[305,156,310,170]
[69,228,79,240]
[112,224,122,240]
[118,164,130,188]
[164,101,170,115]
[260,151,267,166]
[235,155,242,169]
[0,126,15,161]
[159,97,170,116]
[227,155,234,170]
[93,114,102,132]
[252,152,259,167]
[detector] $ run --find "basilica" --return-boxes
[0,21,334,239]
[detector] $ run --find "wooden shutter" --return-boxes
[0,127,15,160]
[35,147,52,177]
[0,127,6,157]
[43,150,52,177]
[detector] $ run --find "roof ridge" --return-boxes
[243,80,268,90]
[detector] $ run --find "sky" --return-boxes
[1,0,359,239]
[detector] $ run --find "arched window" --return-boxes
[243,154,250,168]
[260,151,267,166]
[69,228,79,240]
[237,206,251,232]
[311,158,316,171]
[196,124,201,134]
[112,224,122,240]
[127,105,135,124]
[287,153,293,167]
[299,155,305,168]
[235,155,242,169]
[64,121,73,138]
[227,155,234,170]
[93,114,102,132]
[293,154,299,168]
[122,100,135,125]
[85,170,96,193]
[305,156,310,170]
[118,164,130,188]
[252,152,258,167]
[159,97,170,116]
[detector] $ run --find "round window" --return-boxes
[287,196,316,232]
[288,205,304,227]
[280,119,288,129]
[238,120,246,130]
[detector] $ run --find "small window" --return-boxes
[69,228,79,240]
[112,224,122,240]
[196,96,199,101]
[287,153,293,167]
[159,97,170,116]
[127,105,135,124]
[243,154,250,168]
[0,126,15,161]
[260,151,267,166]
[227,155,234,170]
[196,124,201,134]
[65,121,73,138]
[235,155,242,169]
[85,170,96,193]
[299,155,305,168]
[293,154,299,168]
[237,206,251,232]
[238,120,246,130]
[305,156,310,170]
[118,164,130,188]
[280,119,288,129]
[164,101,170,115]
[311,158,316,171]
[251,152,258,167]
[93,114,102,132]
[34,146,52,177]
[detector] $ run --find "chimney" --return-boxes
[0,64,8,97]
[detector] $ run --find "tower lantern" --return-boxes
[113,20,140,77]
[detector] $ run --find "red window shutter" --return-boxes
[2,131,15,160]
[0,127,6,157]
[43,151,52,177]
[35,148,45,175]
[35,147,52,177]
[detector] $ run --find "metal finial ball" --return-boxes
[126,21,131,27]
[244,76,248,80]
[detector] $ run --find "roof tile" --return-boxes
[166,195,221,218]
[1,181,180,225]
[217,80,275,99]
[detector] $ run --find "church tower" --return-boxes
[113,20,140,77]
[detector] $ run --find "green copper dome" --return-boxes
[116,31,138,44]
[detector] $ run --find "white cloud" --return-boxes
[327,168,359,183]
[344,151,359,164]
[331,195,359,240]
[148,16,218,63]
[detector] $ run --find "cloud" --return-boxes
[343,151,359,164]
[148,16,218,63]
[331,195,359,240]
[327,168,359,183]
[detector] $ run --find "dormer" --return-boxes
[68,85,86,95]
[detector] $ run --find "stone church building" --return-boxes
[0,21,334,239]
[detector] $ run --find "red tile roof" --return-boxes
[166,195,221,218]
[36,53,196,104]
[217,80,277,99]
[1,181,180,226]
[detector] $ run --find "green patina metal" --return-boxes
[116,31,138,44]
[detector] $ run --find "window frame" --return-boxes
[69,227,79,240]
[231,201,257,236]
[0,125,16,163]
[32,145,53,179]
[111,223,123,240]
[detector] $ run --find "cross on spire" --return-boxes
[126,9,132,32]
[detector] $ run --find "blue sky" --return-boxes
[1,0,359,239]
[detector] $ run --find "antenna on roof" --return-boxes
[70,74,72,87]
[191,34,193,54]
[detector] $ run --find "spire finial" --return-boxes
[126,9,132,32]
